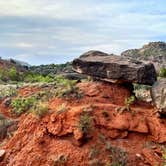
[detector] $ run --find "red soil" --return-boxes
[0,81,165,166]
[18,86,41,97]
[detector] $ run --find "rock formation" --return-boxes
[121,41,166,72]
[0,50,165,166]
[72,50,157,85]
[151,78,166,115]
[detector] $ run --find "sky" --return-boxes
[0,0,166,65]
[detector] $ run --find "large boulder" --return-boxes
[151,79,166,115]
[72,51,157,85]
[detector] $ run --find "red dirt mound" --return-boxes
[0,82,165,166]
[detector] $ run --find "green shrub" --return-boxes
[159,68,166,78]
[0,68,8,82]
[116,95,135,113]
[23,72,54,83]
[9,67,19,81]
[124,95,135,111]
[11,96,37,115]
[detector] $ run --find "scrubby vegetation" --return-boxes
[108,146,128,166]
[0,86,18,99]
[23,72,54,83]
[3,76,82,117]
[54,75,83,99]
[124,95,135,111]
[162,148,166,166]
[0,67,55,83]
[56,103,68,115]
[78,109,93,135]
[159,68,166,78]
[11,96,37,115]
[30,102,49,118]
[116,95,135,113]
[0,67,20,82]
[29,62,72,76]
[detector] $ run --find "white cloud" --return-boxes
[15,42,34,48]
[14,53,33,60]
[0,0,165,64]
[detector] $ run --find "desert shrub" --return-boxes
[162,148,166,166]
[30,102,49,117]
[116,95,135,113]
[0,67,21,82]
[55,75,82,99]
[11,96,37,115]
[89,145,100,159]
[0,86,17,99]
[0,68,9,82]
[56,103,68,115]
[22,73,34,82]
[107,145,128,166]
[159,68,166,78]
[8,67,19,81]
[124,95,135,111]
[78,110,93,135]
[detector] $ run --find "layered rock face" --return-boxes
[151,79,166,115]
[72,51,157,85]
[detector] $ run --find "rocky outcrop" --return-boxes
[151,79,166,115]
[72,50,157,85]
[61,72,87,81]
[0,113,18,141]
[121,41,166,72]
[0,150,5,161]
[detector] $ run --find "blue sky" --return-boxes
[0,0,166,65]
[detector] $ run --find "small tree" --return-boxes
[9,67,18,81]
[159,68,166,78]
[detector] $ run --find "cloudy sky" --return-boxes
[0,0,166,65]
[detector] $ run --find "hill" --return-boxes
[0,50,165,166]
[121,41,166,72]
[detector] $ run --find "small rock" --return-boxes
[0,149,5,160]
[136,153,142,159]
[3,97,12,107]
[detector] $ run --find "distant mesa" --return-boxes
[72,50,157,85]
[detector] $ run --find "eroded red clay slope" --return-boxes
[0,82,166,166]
